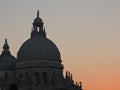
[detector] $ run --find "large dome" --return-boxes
[17,11,61,61]
[17,36,61,61]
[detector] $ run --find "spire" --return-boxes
[2,39,10,55]
[37,10,39,18]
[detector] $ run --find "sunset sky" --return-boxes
[0,0,120,90]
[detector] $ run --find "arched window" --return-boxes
[5,72,8,78]
[42,72,47,86]
[51,72,63,86]
[20,73,23,78]
[34,72,40,85]
[9,84,17,90]
[2,88,4,90]
[26,72,29,78]
[51,72,56,86]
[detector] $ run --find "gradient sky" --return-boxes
[0,0,120,90]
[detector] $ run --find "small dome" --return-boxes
[33,16,43,24]
[0,39,16,70]
[0,54,16,70]
[17,36,61,61]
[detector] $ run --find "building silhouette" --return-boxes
[0,11,83,90]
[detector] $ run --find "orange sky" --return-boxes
[0,0,120,90]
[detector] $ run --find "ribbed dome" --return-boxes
[17,36,61,61]
[0,39,16,70]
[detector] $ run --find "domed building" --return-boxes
[0,11,83,90]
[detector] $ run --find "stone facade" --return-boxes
[0,11,83,90]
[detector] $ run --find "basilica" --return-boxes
[0,11,83,90]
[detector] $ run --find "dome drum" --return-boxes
[16,59,63,70]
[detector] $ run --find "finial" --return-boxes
[3,38,9,50]
[5,38,7,44]
[37,10,39,17]
[2,38,10,55]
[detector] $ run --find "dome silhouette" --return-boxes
[17,36,61,61]
[0,39,16,70]
[0,54,16,70]
[17,11,61,61]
